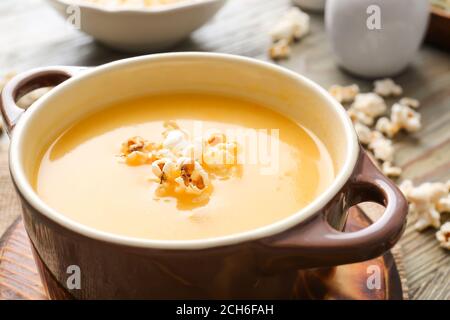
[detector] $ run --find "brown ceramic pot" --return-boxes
[0,53,408,299]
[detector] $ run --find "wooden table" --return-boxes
[0,0,449,300]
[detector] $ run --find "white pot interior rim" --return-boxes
[9,52,359,250]
[55,0,225,14]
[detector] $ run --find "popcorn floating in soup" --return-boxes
[119,121,240,203]
[174,157,210,196]
[120,136,161,165]
[373,78,403,97]
[329,84,360,104]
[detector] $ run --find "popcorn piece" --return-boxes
[399,179,414,196]
[206,132,226,146]
[436,222,450,250]
[368,131,394,162]
[124,151,150,166]
[347,107,375,126]
[120,136,160,166]
[413,205,441,231]
[437,194,450,213]
[352,93,387,118]
[374,78,403,97]
[353,122,373,145]
[329,84,360,104]
[174,158,210,195]
[399,97,420,109]
[269,7,310,43]
[163,129,189,154]
[400,180,448,231]
[269,39,291,60]
[151,158,177,183]
[375,117,399,138]
[408,182,447,207]
[120,122,241,204]
[390,103,421,133]
[375,103,421,138]
[203,142,238,171]
[382,161,402,178]
[268,7,310,61]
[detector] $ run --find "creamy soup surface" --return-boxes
[35,93,334,240]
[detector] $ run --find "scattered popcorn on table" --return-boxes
[400,180,449,231]
[390,103,421,133]
[347,107,375,126]
[325,78,449,247]
[351,93,387,121]
[268,7,310,60]
[376,103,421,138]
[382,161,402,178]
[368,131,394,162]
[328,84,360,104]
[399,97,420,109]
[436,222,450,250]
[437,194,450,213]
[374,78,403,97]
[353,121,373,145]
[375,117,398,138]
[268,39,291,60]
[269,7,310,42]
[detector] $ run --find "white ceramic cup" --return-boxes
[325,0,430,78]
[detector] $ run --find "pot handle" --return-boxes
[0,66,87,136]
[260,150,408,270]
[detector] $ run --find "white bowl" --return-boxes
[47,0,227,53]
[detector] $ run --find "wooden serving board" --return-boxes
[0,206,407,300]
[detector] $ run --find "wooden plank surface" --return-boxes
[0,0,449,300]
